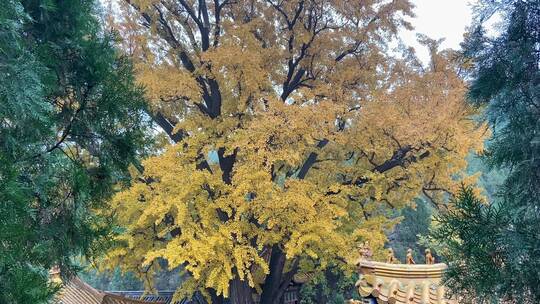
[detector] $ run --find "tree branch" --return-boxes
[296,139,329,179]
[149,111,184,143]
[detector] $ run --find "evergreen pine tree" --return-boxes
[0,0,148,302]
[431,1,540,302]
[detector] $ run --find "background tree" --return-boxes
[82,263,184,291]
[387,198,433,262]
[429,0,540,302]
[103,1,487,303]
[299,267,359,304]
[0,0,148,302]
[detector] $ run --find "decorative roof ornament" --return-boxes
[349,247,458,304]
[358,241,373,261]
[425,249,435,265]
[49,265,62,284]
[386,248,398,264]
[406,248,415,265]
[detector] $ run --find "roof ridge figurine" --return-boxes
[425,248,435,265]
[386,248,399,264]
[406,248,415,265]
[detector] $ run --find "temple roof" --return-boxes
[109,291,205,304]
[353,260,457,304]
[54,276,164,304]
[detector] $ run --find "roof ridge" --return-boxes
[103,292,167,304]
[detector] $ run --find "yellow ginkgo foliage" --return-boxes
[103,1,486,303]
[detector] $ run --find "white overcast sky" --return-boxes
[400,0,474,64]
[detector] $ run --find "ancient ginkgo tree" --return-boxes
[102,1,486,303]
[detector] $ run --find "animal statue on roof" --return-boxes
[358,241,373,260]
[386,248,398,264]
[406,248,415,264]
[425,248,435,265]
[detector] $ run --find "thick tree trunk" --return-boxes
[229,276,255,304]
[194,289,222,304]
[259,245,287,304]
[208,289,224,304]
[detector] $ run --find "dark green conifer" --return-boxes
[431,1,539,302]
[0,1,148,302]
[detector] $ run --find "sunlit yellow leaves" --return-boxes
[137,65,201,115]
[104,57,486,296]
